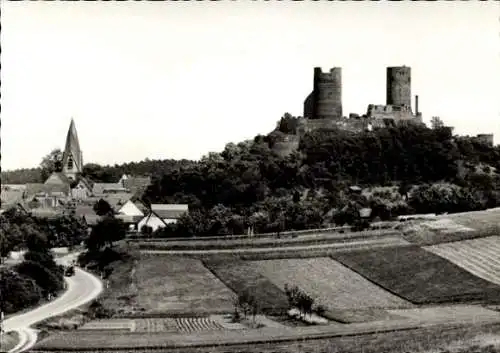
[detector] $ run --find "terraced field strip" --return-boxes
[142,236,411,256]
[332,245,500,304]
[424,236,500,285]
[204,261,289,315]
[133,257,236,315]
[252,257,412,311]
[33,316,500,351]
[135,230,401,251]
[175,317,225,333]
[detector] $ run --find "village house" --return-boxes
[137,204,189,233]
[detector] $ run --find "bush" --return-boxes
[15,260,64,296]
[0,268,43,313]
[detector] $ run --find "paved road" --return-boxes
[2,253,103,353]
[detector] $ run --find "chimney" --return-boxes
[415,95,419,114]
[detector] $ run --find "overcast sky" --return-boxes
[2,1,499,171]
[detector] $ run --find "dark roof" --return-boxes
[76,176,93,190]
[134,200,150,214]
[150,204,188,219]
[62,119,83,173]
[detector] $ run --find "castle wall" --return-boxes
[312,67,343,120]
[387,66,412,108]
[366,104,416,121]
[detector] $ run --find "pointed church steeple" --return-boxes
[62,118,83,180]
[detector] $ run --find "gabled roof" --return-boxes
[44,172,71,186]
[150,204,188,219]
[102,193,134,212]
[134,199,150,214]
[62,119,83,173]
[75,176,93,190]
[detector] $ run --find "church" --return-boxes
[1,119,188,233]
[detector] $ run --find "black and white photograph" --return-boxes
[1,1,499,353]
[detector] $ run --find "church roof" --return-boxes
[62,119,83,173]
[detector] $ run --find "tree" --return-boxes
[431,116,444,130]
[40,148,63,180]
[15,260,64,296]
[86,217,127,251]
[93,199,114,217]
[25,231,50,252]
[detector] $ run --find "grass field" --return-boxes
[332,246,500,304]
[425,236,500,286]
[403,208,500,246]
[251,257,412,310]
[119,255,236,316]
[203,261,289,315]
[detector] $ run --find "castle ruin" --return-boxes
[303,65,423,128]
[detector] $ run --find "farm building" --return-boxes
[137,204,189,233]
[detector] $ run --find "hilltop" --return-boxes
[2,119,500,238]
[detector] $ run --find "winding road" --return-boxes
[2,253,103,353]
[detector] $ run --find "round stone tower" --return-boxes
[312,67,343,120]
[386,66,411,108]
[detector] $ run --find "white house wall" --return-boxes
[138,214,166,232]
[118,200,144,217]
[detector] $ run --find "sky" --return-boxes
[2,1,499,171]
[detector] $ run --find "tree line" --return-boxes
[2,115,499,238]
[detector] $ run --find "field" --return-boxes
[134,229,402,251]
[131,256,236,315]
[332,245,500,304]
[142,236,412,262]
[403,208,500,245]
[203,261,289,315]
[425,236,500,285]
[250,257,412,310]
